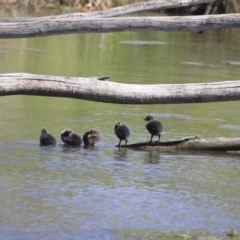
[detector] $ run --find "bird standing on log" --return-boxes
[114,121,130,147]
[61,129,82,146]
[83,129,101,146]
[144,115,163,145]
[40,128,56,146]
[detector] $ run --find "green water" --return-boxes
[0,22,240,239]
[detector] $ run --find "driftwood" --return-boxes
[119,136,240,152]
[1,73,240,104]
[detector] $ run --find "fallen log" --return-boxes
[0,13,239,38]
[1,73,240,104]
[119,136,240,152]
[0,0,212,22]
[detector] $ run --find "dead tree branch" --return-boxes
[1,73,240,104]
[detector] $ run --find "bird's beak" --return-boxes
[88,133,95,138]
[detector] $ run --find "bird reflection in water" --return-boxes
[114,147,129,162]
[60,144,81,154]
[146,149,161,164]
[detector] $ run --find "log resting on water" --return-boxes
[119,136,240,152]
[0,13,239,38]
[1,73,240,104]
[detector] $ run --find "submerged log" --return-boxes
[120,136,240,152]
[1,73,240,104]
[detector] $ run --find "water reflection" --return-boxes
[39,145,57,153]
[119,40,168,45]
[60,144,82,153]
[223,61,240,66]
[146,149,161,164]
[129,148,161,164]
[181,61,219,68]
[113,147,129,162]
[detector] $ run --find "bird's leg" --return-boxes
[118,139,121,147]
[149,135,154,145]
[156,134,161,145]
[125,140,128,145]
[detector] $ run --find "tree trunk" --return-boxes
[120,136,240,152]
[1,73,240,104]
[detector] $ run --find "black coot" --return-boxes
[114,121,130,146]
[83,129,101,146]
[144,115,163,144]
[40,128,56,146]
[61,129,82,146]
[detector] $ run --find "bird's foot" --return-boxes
[148,141,154,146]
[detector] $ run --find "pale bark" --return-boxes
[0,13,239,38]
[0,13,239,39]
[0,0,213,22]
[2,0,240,39]
[1,73,240,104]
[120,136,240,152]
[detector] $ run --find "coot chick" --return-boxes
[61,129,82,146]
[144,115,163,144]
[40,128,56,146]
[114,121,130,147]
[83,129,101,146]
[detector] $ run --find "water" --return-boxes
[0,14,240,239]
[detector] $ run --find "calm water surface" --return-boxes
[0,13,240,239]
